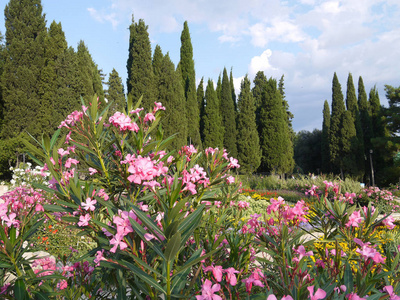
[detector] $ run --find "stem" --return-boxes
[166,261,171,300]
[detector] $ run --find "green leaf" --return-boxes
[130,205,165,240]
[164,232,181,262]
[172,248,217,278]
[164,221,180,239]
[14,279,29,300]
[50,128,61,150]
[22,139,45,159]
[344,261,353,293]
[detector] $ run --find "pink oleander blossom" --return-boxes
[109,112,139,132]
[293,245,313,262]
[65,158,79,169]
[224,267,239,286]
[88,167,98,175]
[81,198,96,211]
[307,286,326,300]
[196,279,222,300]
[345,210,363,228]
[78,214,91,227]
[383,215,396,230]
[153,102,166,112]
[383,285,400,300]
[204,265,223,282]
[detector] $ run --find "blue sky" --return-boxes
[1,0,399,132]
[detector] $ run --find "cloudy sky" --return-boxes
[1,0,399,132]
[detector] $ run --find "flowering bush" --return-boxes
[8,162,50,188]
[356,186,400,213]
[2,95,400,299]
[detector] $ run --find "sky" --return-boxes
[1,0,400,132]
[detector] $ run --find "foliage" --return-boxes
[220,67,237,157]
[236,75,261,174]
[105,68,125,114]
[321,100,331,173]
[294,129,322,175]
[203,79,224,148]
[126,17,155,110]
[0,136,27,180]
[180,21,201,148]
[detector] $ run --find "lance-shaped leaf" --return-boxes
[164,232,181,262]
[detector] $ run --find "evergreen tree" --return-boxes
[229,68,237,112]
[369,87,385,138]
[252,71,267,127]
[236,75,261,174]
[0,32,5,133]
[358,76,373,179]
[321,100,331,173]
[220,67,237,157]
[152,45,163,79]
[341,110,358,175]
[1,0,47,139]
[294,129,322,174]
[105,68,125,113]
[216,74,222,104]
[345,73,364,178]
[180,21,201,147]
[157,54,187,149]
[203,79,224,148]
[75,40,104,102]
[197,78,206,143]
[329,72,346,174]
[126,17,154,110]
[258,78,294,174]
[278,74,294,141]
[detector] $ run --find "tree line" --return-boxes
[0,0,294,179]
[294,73,400,186]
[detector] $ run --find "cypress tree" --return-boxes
[220,67,237,157]
[329,72,346,174]
[0,32,5,133]
[229,68,237,112]
[1,0,47,139]
[341,110,358,175]
[369,87,385,138]
[157,54,187,149]
[105,68,125,113]
[197,78,206,143]
[278,74,295,141]
[236,75,261,174]
[75,40,104,102]
[179,21,201,147]
[203,79,224,148]
[321,100,331,173]
[252,71,267,127]
[126,17,154,110]
[358,76,373,170]
[345,73,364,178]
[152,45,163,79]
[258,78,293,174]
[216,74,222,104]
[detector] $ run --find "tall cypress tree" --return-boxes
[369,87,385,138]
[1,0,47,139]
[203,79,224,148]
[278,74,294,141]
[179,21,201,147]
[229,68,237,112]
[345,73,364,178]
[329,72,346,174]
[216,74,222,104]
[321,100,331,173]
[105,68,125,113]
[236,75,261,174]
[75,40,104,102]
[358,76,373,168]
[252,71,267,128]
[152,45,163,79]
[197,78,206,143]
[0,32,5,133]
[126,17,154,110]
[158,54,187,149]
[220,67,237,157]
[341,110,358,175]
[258,78,293,174]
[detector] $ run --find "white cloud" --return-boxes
[249,49,278,77]
[87,7,119,29]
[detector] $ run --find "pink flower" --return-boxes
[226,176,235,184]
[281,296,294,300]
[153,102,166,112]
[144,113,155,123]
[307,286,326,300]
[204,265,223,282]
[89,167,98,175]
[383,215,396,230]
[293,245,313,262]
[57,280,68,290]
[110,233,128,253]
[267,296,278,300]
[345,210,363,227]
[347,293,366,300]
[57,148,70,157]
[82,198,97,211]
[228,157,240,168]
[3,213,19,228]
[242,275,264,294]
[65,158,79,169]
[383,285,400,300]
[224,267,239,286]
[196,279,222,300]
[77,214,91,227]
